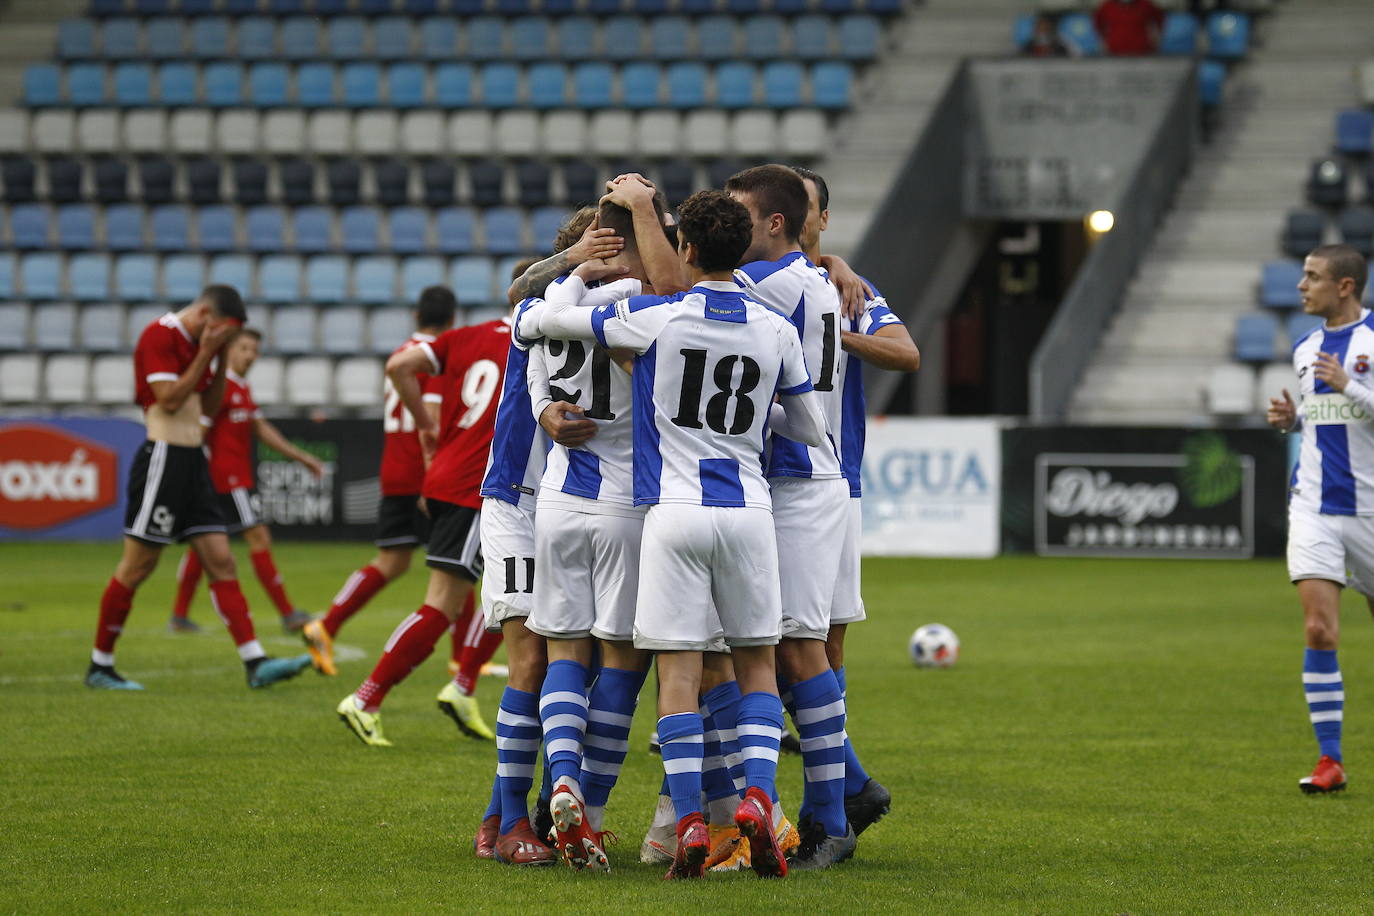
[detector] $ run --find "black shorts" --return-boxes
[123,441,226,546]
[424,499,484,582]
[376,493,431,548]
[216,487,263,535]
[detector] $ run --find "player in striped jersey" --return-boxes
[1265,244,1374,794]
[519,189,824,879]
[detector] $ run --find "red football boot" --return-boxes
[474,814,500,860]
[494,817,556,866]
[663,813,709,880]
[1300,755,1348,794]
[734,787,788,878]
[549,782,610,872]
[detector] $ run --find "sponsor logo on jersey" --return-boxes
[1304,392,1370,425]
[0,425,118,529]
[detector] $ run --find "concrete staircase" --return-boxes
[1070,0,1374,424]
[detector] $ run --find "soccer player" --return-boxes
[726,164,855,869]
[169,328,323,634]
[1264,244,1374,794]
[86,286,315,690]
[334,312,510,747]
[518,189,826,879]
[303,287,457,677]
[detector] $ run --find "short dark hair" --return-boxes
[199,284,247,323]
[599,192,668,255]
[677,190,753,273]
[792,166,829,213]
[724,164,809,244]
[1311,244,1369,299]
[239,327,263,342]
[510,257,541,281]
[416,285,458,328]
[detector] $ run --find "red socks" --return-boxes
[208,579,258,649]
[356,604,450,711]
[94,577,135,656]
[450,592,477,667]
[456,629,504,696]
[173,549,202,620]
[250,549,294,617]
[322,564,388,638]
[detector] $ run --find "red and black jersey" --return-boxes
[204,371,260,493]
[133,313,213,410]
[418,319,511,510]
[379,333,437,497]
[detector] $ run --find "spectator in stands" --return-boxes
[1093,0,1165,56]
[1021,14,1069,57]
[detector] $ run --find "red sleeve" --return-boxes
[141,325,185,385]
[422,372,444,402]
[422,329,460,375]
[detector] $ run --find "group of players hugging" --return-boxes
[83,162,922,879]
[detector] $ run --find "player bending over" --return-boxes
[169,328,322,634]
[86,286,315,690]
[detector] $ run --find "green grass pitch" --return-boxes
[4,542,1374,914]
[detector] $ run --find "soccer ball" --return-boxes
[909,623,959,669]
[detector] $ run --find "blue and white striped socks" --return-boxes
[791,669,849,837]
[1304,648,1343,761]
[658,712,705,822]
[539,659,590,786]
[495,686,541,833]
[836,666,871,797]
[735,690,784,800]
[703,681,747,797]
[579,666,646,831]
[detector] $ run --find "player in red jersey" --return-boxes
[302,288,457,676]
[86,286,316,690]
[169,328,324,634]
[335,313,512,747]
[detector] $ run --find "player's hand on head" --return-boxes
[202,320,239,352]
[1314,352,1350,392]
[573,259,630,284]
[601,175,656,209]
[568,226,624,266]
[540,401,598,448]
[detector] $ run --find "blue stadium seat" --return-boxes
[19,253,62,300]
[1259,260,1302,310]
[115,252,157,299]
[69,253,111,301]
[102,19,140,58]
[1012,13,1034,50]
[236,17,276,60]
[401,255,444,301]
[374,17,413,59]
[484,206,523,255]
[293,207,332,252]
[743,15,784,58]
[248,62,289,107]
[24,65,62,106]
[622,62,660,108]
[341,207,380,253]
[556,17,595,61]
[94,159,129,205]
[679,0,716,14]
[342,63,382,107]
[403,0,437,14]
[1206,11,1249,60]
[112,63,153,106]
[281,17,321,60]
[510,16,549,60]
[58,20,97,59]
[104,204,144,251]
[667,61,706,108]
[208,253,252,292]
[1286,311,1323,349]
[272,306,316,353]
[715,61,755,108]
[321,307,366,355]
[146,20,185,58]
[631,0,668,11]
[0,255,13,299]
[467,16,505,61]
[327,17,366,59]
[452,0,485,13]
[270,0,306,13]
[450,255,494,306]
[57,204,97,249]
[530,206,565,254]
[1283,208,1325,258]
[649,16,690,60]
[696,15,736,60]
[726,0,760,11]
[135,0,169,14]
[306,254,347,302]
[481,63,520,108]
[68,63,107,106]
[161,254,204,300]
[1233,313,1278,362]
[792,14,831,60]
[419,18,457,60]
[387,63,426,107]
[1058,13,1101,56]
[1335,110,1374,157]
[35,304,79,351]
[1159,12,1198,55]
[245,206,286,252]
[762,61,803,108]
[515,160,550,207]
[529,62,567,108]
[158,62,197,106]
[811,61,851,109]
[197,206,237,252]
[572,62,613,108]
[495,0,531,12]
[602,16,642,61]
[151,206,191,251]
[586,0,621,13]
[354,255,397,304]
[90,0,125,16]
[468,160,503,206]
[0,303,28,349]
[838,14,879,60]
[357,0,391,15]
[46,159,84,205]
[1198,58,1225,107]
[204,62,244,106]
[819,0,855,12]
[258,255,302,303]
[435,63,474,106]
[435,206,476,255]
[1340,206,1374,258]
[180,0,216,14]
[188,163,222,207]
[388,208,427,254]
[311,0,346,14]
[10,205,49,249]
[296,62,335,107]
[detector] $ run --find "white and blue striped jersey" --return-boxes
[837,280,905,498]
[733,251,843,480]
[479,308,549,511]
[1292,309,1374,516]
[533,276,642,513]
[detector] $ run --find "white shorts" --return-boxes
[830,496,866,626]
[1288,506,1374,596]
[634,503,782,651]
[528,501,643,642]
[772,476,849,641]
[479,497,536,631]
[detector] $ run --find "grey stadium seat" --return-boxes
[272,305,318,354]
[0,353,42,402]
[319,306,366,355]
[285,356,332,406]
[334,356,383,407]
[90,353,134,405]
[44,353,91,403]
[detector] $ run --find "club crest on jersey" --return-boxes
[1355,355,1370,376]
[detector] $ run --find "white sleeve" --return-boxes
[527,343,553,418]
[768,392,825,447]
[776,321,814,395]
[1345,380,1374,414]
[518,275,598,343]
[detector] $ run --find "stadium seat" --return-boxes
[357,0,391,16]
[249,354,284,405]
[101,19,139,58]
[232,159,269,206]
[147,20,185,59]
[539,110,588,157]
[326,159,361,206]
[733,110,776,156]
[375,18,413,59]
[400,255,444,300]
[1057,13,1101,56]
[248,63,290,108]
[196,206,236,252]
[528,62,567,108]
[1335,109,1374,157]
[354,255,398,304]
[272,305,316,353]
[44,354,91,403]
[121,110,167,155]
[58,20,97,60]
[216,110,260,155]
[35,303,80,350]
[158,63,198,108]
[112,63,153,106]
[186,158,222,204]
[435,63,475,107]
[1206,11,1250,60]
[572,62,614,109]
[762,61,804,108]
[481,63,520,108]
[66,253,109,302]
[67,63,106,107]
[327,17,366,59]
[374,159,411,207]
[419,19,457,60]
[781,108,826,156]
[1254,361,1297,414]
[450,256,494,306]
[0,111,28,156]
[342,63,382,107]
[208,253,252,293]
[46,157,84,204]
[0,354,41,402]
[530,206,565,254]
[422,161,456,207]
[161,253,205,300]
[483,206,523,256]
[285,356,332,405]
[622,62,660,108]
[151,205,190,251]
[2,157,37,204]
[24,64,62,107]
[191,18,230,58]
[603,16,642,61]
[340,207,380,254]
[368,307,410,354]
[93,158,129,204]
[335,356,383,405]
[1287,311,1323,349]
[714,62,755,109]
[245,206,286,252]
[32,112,77,155]
[666,62,707,108]
[1203,362,1254,416]
[1233,313,1278,362]
[468,159,505,206]
[495,111,539,155]
[10,204,49,249]
[90,353,133,404]
[1159,12,1198,55]
[386,208,427,255]
[552,17,593,62]
[297,63,336,108]
[636,110,681,157]
[76,110,120,153]
[467,16,505,61]
[204,62,244,107]
[657,158,694,206]
[1258,260,1303,310]
[792,14,830,60]
[697,15,736,60]
[387,63,427,108]
[237,17,276,60]
[838,14,879,61]
[811,61,851,109]
[306,254,347,302]
[57,204,96,250]
[261,110,306,155]
[355,110,399,156]
[321,307,366,355]
[1282,208,1325,259]
[0,304,30,350]
[104,204,144,251]
[683,109,729,155]
[647,16,688,60]
[435,206,476,255]
[514,160,552,207]
[258,255,302,303]
[511,16,550,61]
[561,159,598,207]
[400,111,444,156]
[1340,206,1374,257]
[281,17,320,60]
[292,205,331,252]
[0,253,13,298]
[79,304,124,351]
[743,15,784,58]
[1307,157,1347,208]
